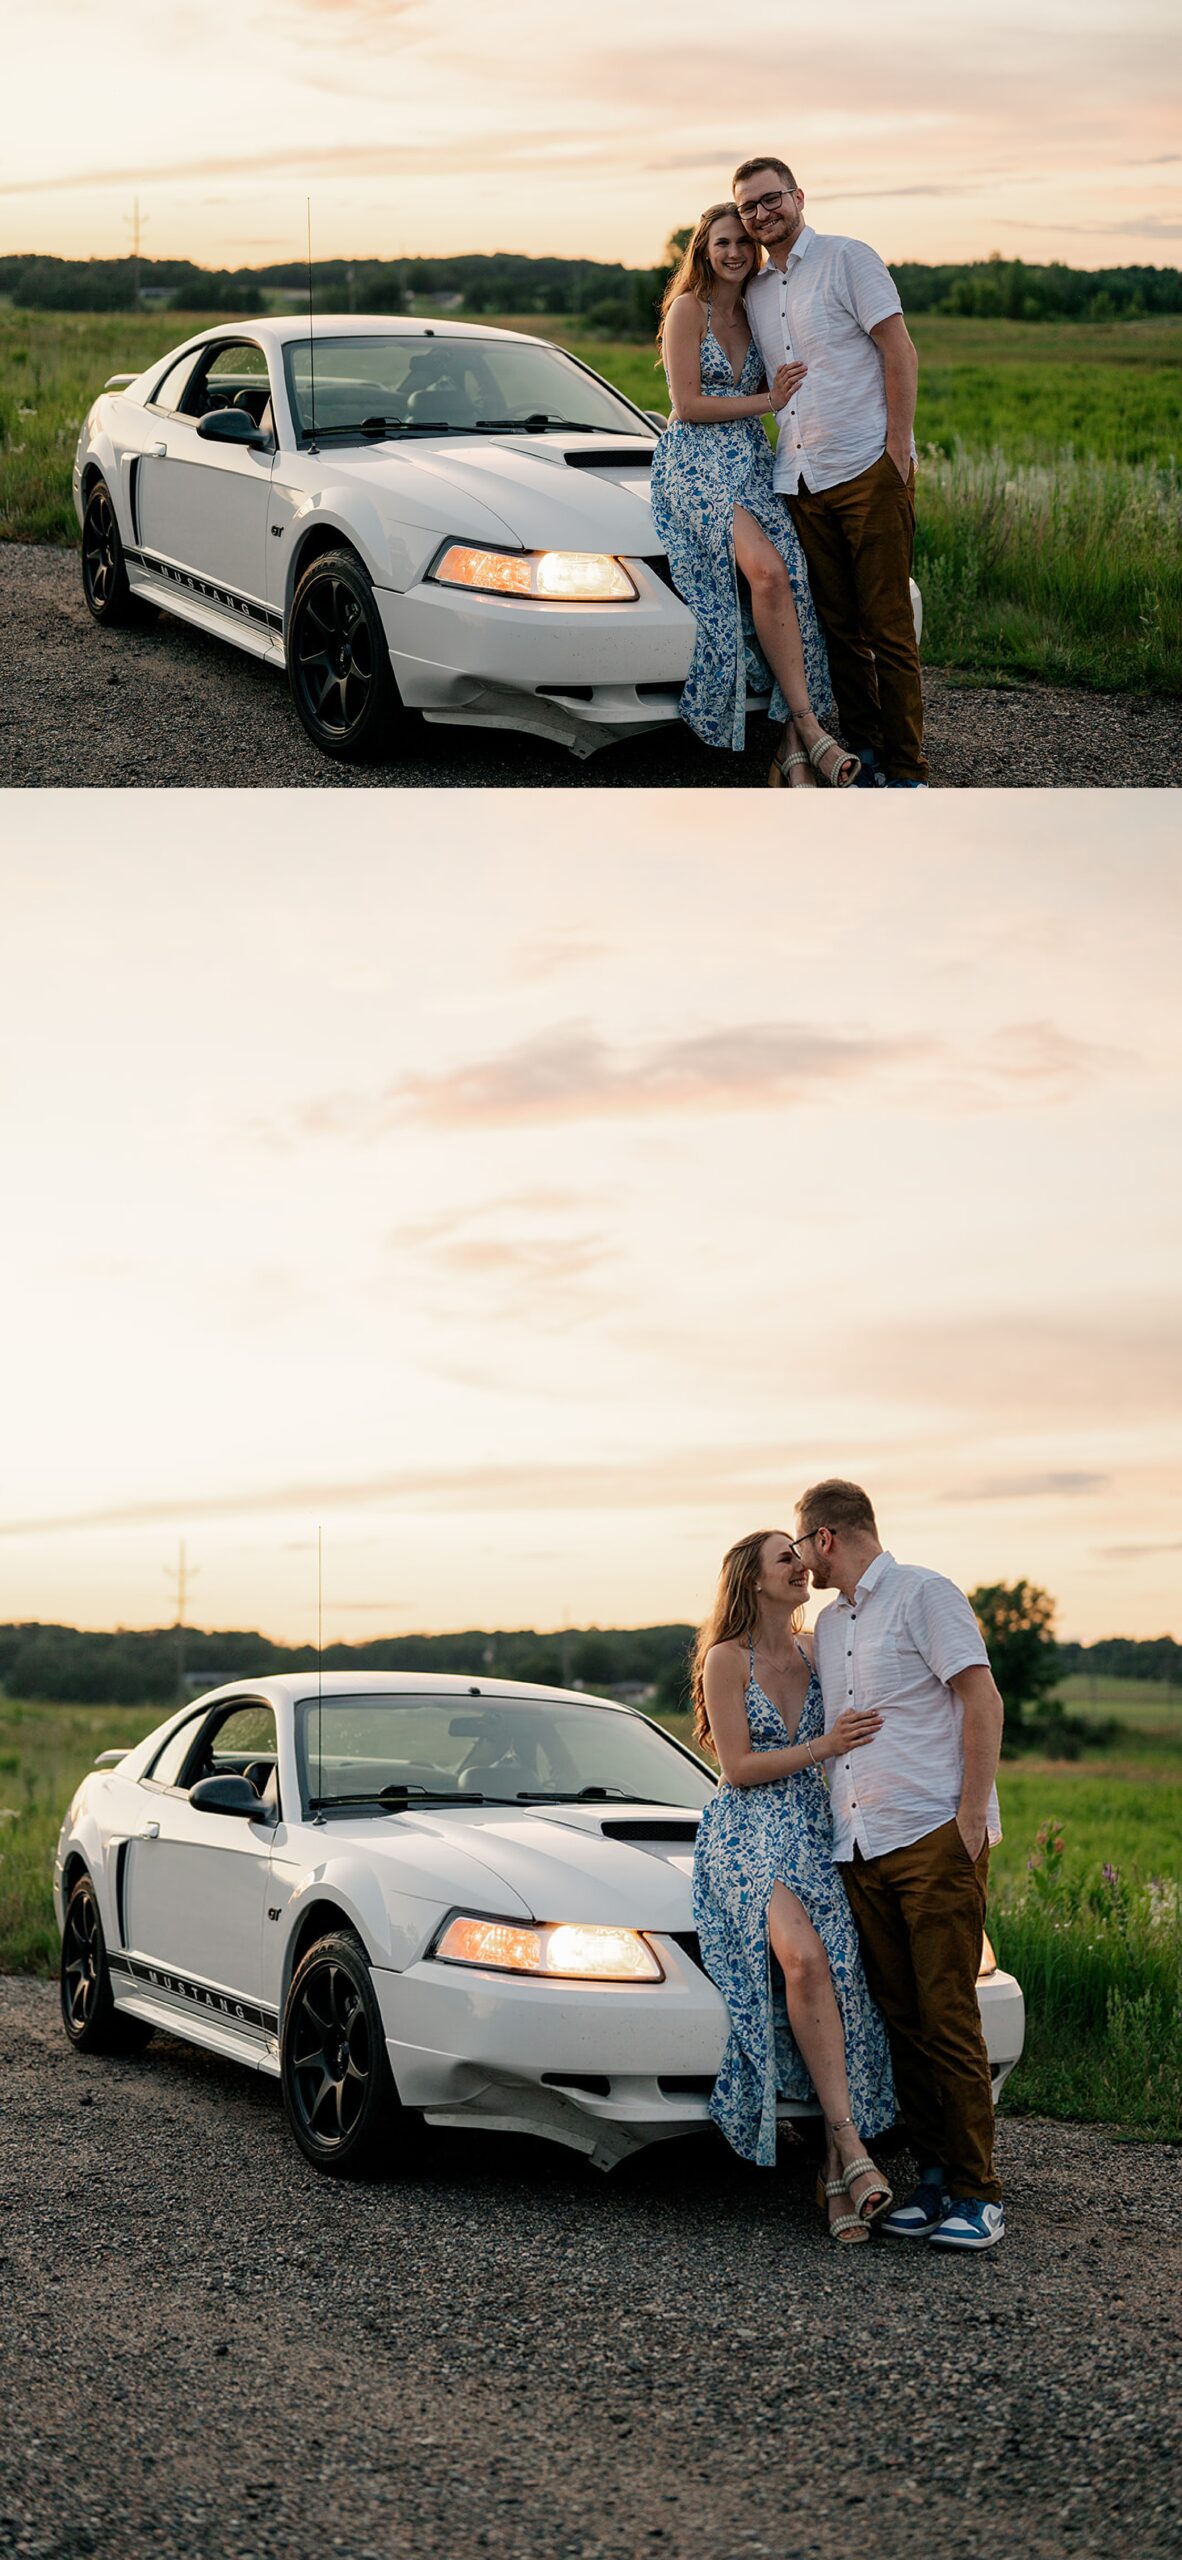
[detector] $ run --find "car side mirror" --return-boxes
[189,1773,271,1820]
[196,407,267,449]
[643,410,668,434]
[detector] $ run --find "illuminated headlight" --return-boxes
[978,1931,998,1980]
[431,545,637,603]
[433,1913,663,1980]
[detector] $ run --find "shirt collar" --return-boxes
[836,1548,894,1609]
[749,224,814,287]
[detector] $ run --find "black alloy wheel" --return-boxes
[60,1872,151,2054]
[281,1929,404,2176]
[287,547,402,761]
[80,479,142,627]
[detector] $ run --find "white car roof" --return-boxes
[165,314,549,358]
[190,1669,628,1712]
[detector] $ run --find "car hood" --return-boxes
[339,1799,702,1929]
[323,432,663,554]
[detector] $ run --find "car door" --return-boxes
[122,1699,278,2015]
[136,339,278,622]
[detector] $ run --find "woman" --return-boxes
[691,1528,895,2240]
[649,206,858,786]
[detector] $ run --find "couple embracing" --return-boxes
[650,158,926,788]
[691,1480,1005,2251]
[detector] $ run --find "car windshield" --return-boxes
[295,1693,714,1813]
[283,334,646,443]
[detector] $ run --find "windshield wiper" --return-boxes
[511,1788,687,1804]
[473,417,645,436]
[298,418,457,443]
[308,1787,485,1811]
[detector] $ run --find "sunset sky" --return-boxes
[4,0,1180,271]
[2,794,1178,1649]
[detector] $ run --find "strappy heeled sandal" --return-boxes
[842,2155,894,2224]
[816,2172,870,2245]
[768,727,813,789]
[807,730,861,788]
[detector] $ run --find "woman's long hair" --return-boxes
[657,202,759,345]
[690,1529,804,1752]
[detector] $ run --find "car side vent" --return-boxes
[600,1820,701,1845]
[563,446,656,470]
[541,2072,612,2097]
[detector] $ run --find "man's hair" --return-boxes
[796,1479,878,1539]
[732,156,799,195]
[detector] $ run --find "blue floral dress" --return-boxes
[692,1644,895,2166]
[649,303,832,753]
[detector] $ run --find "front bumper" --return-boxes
[375,1944,1026,2170]
[373,559,697,759]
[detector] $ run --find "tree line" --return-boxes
[2,249,1179,334]
[0,1604,1176,1746]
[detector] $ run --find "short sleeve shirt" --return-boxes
[813,1552,1000,1861]
[744,226,910,495]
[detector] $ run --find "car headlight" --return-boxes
[978,1931,998,1980]
[433,1913,663,1980]
[431,545,637,603]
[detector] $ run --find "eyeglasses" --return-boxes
[737,189,792,224]
[791,1527,829,1552]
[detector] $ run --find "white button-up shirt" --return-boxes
[745,225,910,496]
[813,1551,1000,1862]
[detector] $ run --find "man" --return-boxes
[734,158,926,788]
[795,1478,1005,2249]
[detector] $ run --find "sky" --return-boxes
[1,792,1179,1650]
[3,0,1180,271]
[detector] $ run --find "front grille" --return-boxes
[670,1930,706,1974]
[640,554,677,591]
[657,2075,714,2097]
[536,683,593,700]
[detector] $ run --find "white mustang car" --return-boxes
[72,315,690,762]
[55,1671,1023,2177]
[73,315,921,767]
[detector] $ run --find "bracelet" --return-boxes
[806,1739,820,1768]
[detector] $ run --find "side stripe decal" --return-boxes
[124,546,282,633]
[110,1950,278,2036]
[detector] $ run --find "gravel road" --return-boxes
[1,542,1178,789]
[2,1977,1179,2560]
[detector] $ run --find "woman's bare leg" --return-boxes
[767,1882,884,2220]
[732,507,857,785]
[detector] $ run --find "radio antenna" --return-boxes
[306,198,318,454]
[316,1523,323,1808]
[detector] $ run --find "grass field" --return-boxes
[1,304,1179,692]
[3,1680,1179,2136]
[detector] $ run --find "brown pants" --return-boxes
[788,452,927,782]
[841,1818,1000,2202]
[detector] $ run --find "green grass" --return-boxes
[2,305,1180,689]
[4,1688,1180,2136]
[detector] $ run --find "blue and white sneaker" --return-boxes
[928,2199,1005,2251]
[851,745,885,789]
[879,2167,951,2239]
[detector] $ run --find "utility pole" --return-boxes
[125,196,148,309]
[164,1539,198,1704]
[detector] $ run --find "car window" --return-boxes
[181,340,271,419]
[283,333,646,441]
[295,1693,714,1811]
[203,1703,279,1769]
[149,351,200,415]
[144,1708,208,1787]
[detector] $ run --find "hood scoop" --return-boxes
[563,445,656,471]
[599,1817,701,1846]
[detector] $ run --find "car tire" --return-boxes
[80,478,147,628]
[281,1928,408,2177]
[287,547,403,762]
[60,1871,152,2053]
